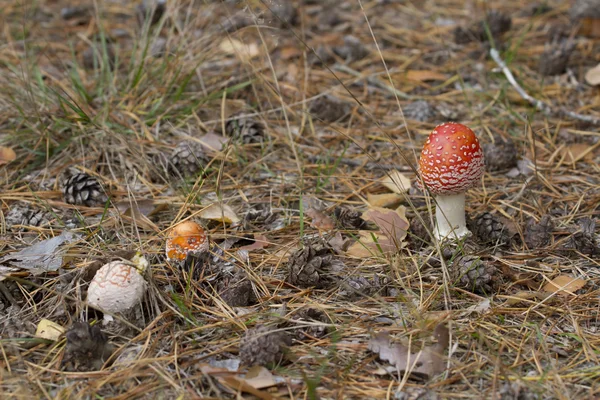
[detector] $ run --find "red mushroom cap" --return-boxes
[418,122,485,195]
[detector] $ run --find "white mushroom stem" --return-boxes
[434,193,471,240]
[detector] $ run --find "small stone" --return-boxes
[61,6,91,21]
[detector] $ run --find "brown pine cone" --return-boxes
[225,113,266,144]
[483,137,518,171]
[309,95,349,122]
[218,272,257,307]
[538,40,575,76]
[244,206,283,231]
[5,203,54,230]
[452,255,496,294]
[239,325,291,367]
[524,215,553,249]
[566,217,600,256]
[166,140,207,177]
[287,244,335,288]
[62,173,109,207]
[63,322,114,371]
[469,212,515,246]
[292,308,330,339]
[334,206,365,229]
[408,214,433,249]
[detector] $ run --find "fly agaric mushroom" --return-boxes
[87,253,148,323]
[165,220,209,262]
[418,122,485,240]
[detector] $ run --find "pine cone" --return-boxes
[469,212,515,246]
[454,10,511,44]
[293,308,330,339]
[340,275,392,299]
[334,206,365,229]
[63,173,109,207]
[244,206,283,231]
[239,325,291,367]
[402,100,436,122]
[538,40,575,76]
[287,244,334,288]
[483,137,518,171]
[567,217,600,256]
[63,322,114,371]
[524,215,553,249]
[225,113,266,144]
[136,0,166,26]
[408,214,433,249]
[452,255,496,294]
[218,272,257,307]
[5,203,54,230]
[167,140,207,177]
[309,95,349,122]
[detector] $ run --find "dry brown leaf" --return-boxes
[367,192,403,208]
[199,132,228,152]
[368,324,449,380]
[0,146,16,166]
[219,38,260,60]
[239,234,270,251]
[406,70,447,82]
[305,207,335,231]
[35,319,65,341]
[280,46,303,60]
[558,143,595,163]
[585,63,600,86]
[200,203,240,224]
[243,366,277,389]
[542,275,586,296]
[346,231,391,257]
[380,170,411,194]
[363,206,408,243]
[503,291,548,306]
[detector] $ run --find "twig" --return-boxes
[490,49,600,126]
[306,154,413,172]
[333,64,415,100]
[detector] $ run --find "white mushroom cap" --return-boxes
[87,256,147,316]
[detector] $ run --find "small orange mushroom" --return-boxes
[166,220,209,262]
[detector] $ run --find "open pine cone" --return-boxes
[239,325,291,367]
[469,212,515,246]
[167,140,208,177]
[62,173,109,207]
[225,113,266,144]
[451,255,496,294]
[524,215,553,249]
[286,244,335,288]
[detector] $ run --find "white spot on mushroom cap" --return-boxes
[87,261,147,314]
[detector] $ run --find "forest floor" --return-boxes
[1,0,600,399]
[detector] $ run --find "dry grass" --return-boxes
[1,0,600,399]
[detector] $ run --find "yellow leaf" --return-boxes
[367,193,402,208]
[380,170,411,194]
[35,319,65,341]
[219,38,260,60]
[0,146,16,166]
[200,203,240,224]
[406,70,447,82]
[543,275,586,296]
[585,63,600,86]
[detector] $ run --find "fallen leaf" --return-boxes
[363,206,409,243]
[346,231,391,258]
[503,291,548,306]
[558,143,595,163]
[406,70,448,82]
[0,146,16,165]
[115,199,161,217]
[305,207,335,231]
[368,324,449,380]
[239,234,270,251]
[542,275,586,296]
[280,46,302,60]
[35,319,65,341]
[367,192,403,208]
[243,366,277,389]
[585,63,600,86]
[200,203,240,224]
[199,131,228,152]
[220,38,260,60]
[380,170,411,194]
[0,231,82,275]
